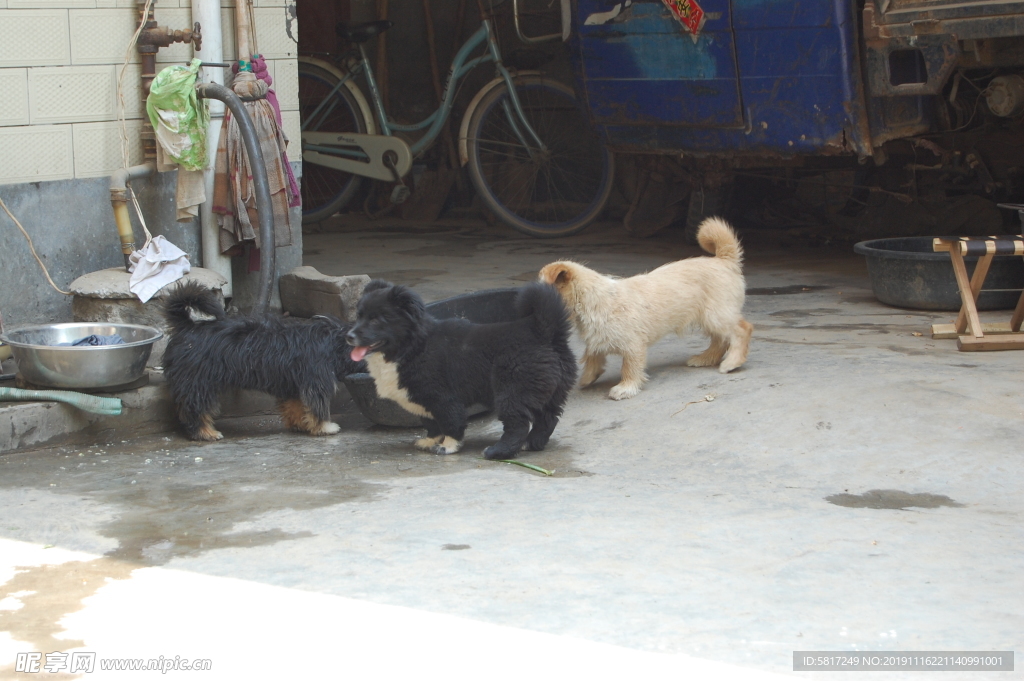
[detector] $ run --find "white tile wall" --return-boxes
[72,118,144,177]
[8,0,94,8]
[270,57,297,110]
[0,125,74,182]
[28,64,116,124]
[0,69,30,126]
[70,8,139,65]
[116,63,145,118]
[253,6,296,59]
[1,1,297,181]
[0,10,71,67]
[280,108,300,161]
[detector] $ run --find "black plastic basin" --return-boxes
[854,237,1024,311]
[343,288,520,427]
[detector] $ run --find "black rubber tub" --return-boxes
[343,288,520,427]
[854,237,1024,311]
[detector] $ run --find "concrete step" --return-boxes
[0,370,356,453]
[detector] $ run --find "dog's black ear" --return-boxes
[387,285,426,321]
[363,279,392,295]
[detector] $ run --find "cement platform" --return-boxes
[1,217,1021,679]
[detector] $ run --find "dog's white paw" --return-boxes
[686,354,716,367]
[718,362,739,374]
[415,436,442,450]
[608,383,641,400]
[318,421,341,435]
[430,436,462,455]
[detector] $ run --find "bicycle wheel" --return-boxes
[298,61,368,223]
[465,77,614,238]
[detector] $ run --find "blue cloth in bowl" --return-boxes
[56,334,126,347]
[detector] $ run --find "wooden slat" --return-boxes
[953,252,993,333]
[932,238,953,252]
[957,334,1024,351]
[1011,290,1024,332]
[931,322,1013,339]
[949,247,984,337]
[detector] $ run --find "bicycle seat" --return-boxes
[336,20,393,43]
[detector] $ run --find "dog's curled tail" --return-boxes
[516,282,572,343]
[696,216,743,264]
[162,280,227,334]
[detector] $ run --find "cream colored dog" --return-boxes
[539,217,753,400]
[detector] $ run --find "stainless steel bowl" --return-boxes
[0,323,163,389]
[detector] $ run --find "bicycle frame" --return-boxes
[302,19,546,176]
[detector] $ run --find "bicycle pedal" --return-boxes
[390,185,411,204]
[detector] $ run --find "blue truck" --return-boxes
[562,0,1024,236]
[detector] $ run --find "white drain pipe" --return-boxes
[192,0,233,297]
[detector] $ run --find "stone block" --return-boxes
[279,266,368,322]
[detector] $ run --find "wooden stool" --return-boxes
[930,203,1024,351]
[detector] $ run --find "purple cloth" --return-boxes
[233,57,302,208]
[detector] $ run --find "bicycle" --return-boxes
[297,15,615,237]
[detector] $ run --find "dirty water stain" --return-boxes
[1,411,589,566]
[365,269,448,286]
[0,415,588,660]
[747,285,831,295]
[442,544,471,551]
[0,558,136,656]
[826,489,965,510]
[596,420,625,432]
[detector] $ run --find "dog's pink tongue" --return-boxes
[350,346,370,362]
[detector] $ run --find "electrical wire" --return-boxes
[117,0,154,166]
[0,197,72,296]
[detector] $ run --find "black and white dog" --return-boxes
[162,281,364,441]
[346,280,577,459]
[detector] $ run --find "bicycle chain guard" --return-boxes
[302,132,413,182]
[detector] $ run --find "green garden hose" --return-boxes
[0,387,122,416]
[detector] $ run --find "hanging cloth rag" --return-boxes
[251,56,301,208]
[128,235,191,303]
[212,64,294,255]
[147,58,210,221]
[156,143,207,222]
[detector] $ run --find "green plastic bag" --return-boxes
[146,58,210,171]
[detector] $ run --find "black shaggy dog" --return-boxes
[162,281,365,441]
[346,280,577,459]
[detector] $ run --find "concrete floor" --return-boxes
[1,217,1021,680]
